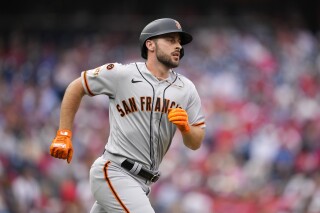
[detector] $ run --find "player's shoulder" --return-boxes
[103,62,140,71]
[173,71,196,88]
[100,62,126,70]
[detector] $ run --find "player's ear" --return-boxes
[145,40,155,52]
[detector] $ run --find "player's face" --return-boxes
[154,33,182,68]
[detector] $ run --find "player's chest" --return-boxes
[125,80,186,100]
[116,80,188,112]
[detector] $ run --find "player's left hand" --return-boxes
[49,129,73,164]
[168,108,190,133]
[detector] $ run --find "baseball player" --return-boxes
[49,18,206,213]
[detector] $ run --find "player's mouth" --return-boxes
[172,51,180,59]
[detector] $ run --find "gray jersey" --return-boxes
[81,62,205,171]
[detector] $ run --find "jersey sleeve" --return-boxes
[81,63,121,98]
[186,84,206,129]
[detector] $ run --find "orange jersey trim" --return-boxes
[83,71,95,96]
[103,161,130,213]
[192,122,205,127]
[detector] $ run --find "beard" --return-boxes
[155,43,179,68]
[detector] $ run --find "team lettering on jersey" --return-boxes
[116,96,180,117]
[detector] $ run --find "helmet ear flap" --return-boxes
[141,44,148,59]
[180,48,184,59]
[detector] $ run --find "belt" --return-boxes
[121,159,160,183]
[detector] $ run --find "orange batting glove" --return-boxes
[168,108,190,133]
[49,129,73,164]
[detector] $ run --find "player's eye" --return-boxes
[166,37,174,43]
[168,37,180,44]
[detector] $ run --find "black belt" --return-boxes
[121,159,160,183]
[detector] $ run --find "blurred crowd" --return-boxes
[1,13,320,213]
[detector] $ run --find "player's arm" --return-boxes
[181,125,205,150]
[59,77,85,130]
[168,108,205,150]
[49,77,85,163]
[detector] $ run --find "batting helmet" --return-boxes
[139,18,193,59]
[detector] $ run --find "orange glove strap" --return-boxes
[57,129,72,138]
[168,108,190,133]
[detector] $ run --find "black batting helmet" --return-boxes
[139,18,193,59]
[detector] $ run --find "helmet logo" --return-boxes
[174,20,182,29]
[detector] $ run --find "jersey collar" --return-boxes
[136,62,184,88]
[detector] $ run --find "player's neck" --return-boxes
[145,61,170,80]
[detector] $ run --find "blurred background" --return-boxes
[1,0,320,212]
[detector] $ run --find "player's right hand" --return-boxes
[49,129,73,164]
